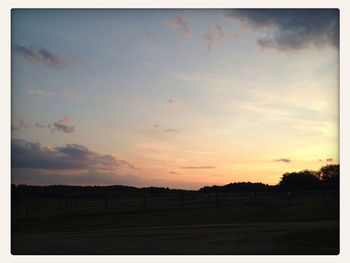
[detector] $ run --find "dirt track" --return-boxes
[12,221,339,255]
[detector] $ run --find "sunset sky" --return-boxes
[11,9,339,189]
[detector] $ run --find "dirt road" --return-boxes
[12,221,339,255]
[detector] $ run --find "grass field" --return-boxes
[11,192,339,255]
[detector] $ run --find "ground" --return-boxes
[12,221,339,255]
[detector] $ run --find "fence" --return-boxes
[11,190,338,221]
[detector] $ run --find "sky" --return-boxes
[11,9,339,190]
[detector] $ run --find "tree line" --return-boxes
[11,164,339,200]
[200,164,339,193]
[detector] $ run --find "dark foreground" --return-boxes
[12,221,339,255]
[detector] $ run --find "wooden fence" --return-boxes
[12,190,338,221]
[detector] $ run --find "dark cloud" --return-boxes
[168,99,175,103]
[223,9,339,51]
[11,139,135,171]
[180,166,216,169]
[327,158,334,162]
[49,115,75,134]
[165,17,192,36]
[13,45,69,69]
[274,158,291,163]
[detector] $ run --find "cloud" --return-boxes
[153,125,179,134]
[165,17,192,36]
[318,159,323,162]
[26,88,54,96]
[214,23,225,39]
[180,166,216,169]
[163,129,179,134]
[63,91,85,100]
[222,9,339,52]
[274,158,291,163]
[146,28,155,40]
[201,23,226,53]
[48,115,75,134]
[327,158,334,162]
[169,171,181,175]
[11,118,29,131]
[13,45,70,69]
[11,139,135,172]
[168,99,175,103]
[35,122,46,129]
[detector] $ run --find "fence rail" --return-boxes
[12,190,338,221]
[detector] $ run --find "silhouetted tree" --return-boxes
[278,170,322,191]
[320,164,339,191]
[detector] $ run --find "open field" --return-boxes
[11,191,339,254]
[12,221,339,255]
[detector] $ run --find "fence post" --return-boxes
[180,193,183,209]
[104,199,108,215]
[254,192,257,204]
[143,194,147,211]
[24,200,29,221]
[215,192,219,208]
[66,199,70,214]
[288,191,292,205]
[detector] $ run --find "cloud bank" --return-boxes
[12,139,134,171]
[223,9,339,52]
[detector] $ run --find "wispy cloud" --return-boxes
[180,166,216,169]
[35,122,46,129]
[163,129,179,134]
[13,45,69,69]
[12,139,135,171]
[154,124,179,134]
[326,158,334,162]
[11,118,30,131]
[274,158,291,163]
[63,91,85,100]
[201,23,226,53]
[169,171,181,175]
[165,17,192,36]
[48,115,75,134]
[222,9,339,52]
[26,88,54,96]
